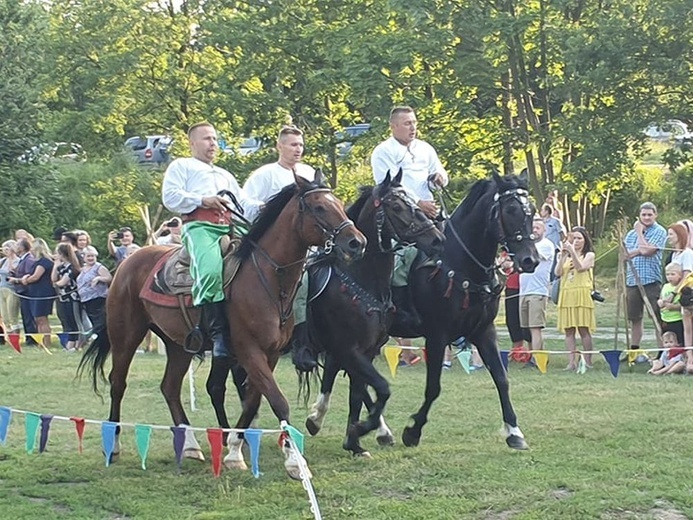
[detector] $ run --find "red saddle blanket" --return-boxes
[139,249,194,309]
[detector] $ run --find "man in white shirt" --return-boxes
[519,219,555,358]
[244,125,314,201]
[162,122,262,359]
[243,125,316,370]
[371,106,447,332]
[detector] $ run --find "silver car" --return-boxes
[124,135,173,165]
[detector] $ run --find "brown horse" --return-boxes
[78,173,366,479]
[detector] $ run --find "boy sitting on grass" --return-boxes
[648,331,686,375]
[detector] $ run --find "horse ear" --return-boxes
[490,164,503,185]
[518,167,529,186]
[294,170,310,190]
[393,167,403,185]
[313,167,326,186]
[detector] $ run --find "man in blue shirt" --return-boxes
[624,202,667,351]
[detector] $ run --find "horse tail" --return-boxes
[296,362,321,407]
[76,324,112,397]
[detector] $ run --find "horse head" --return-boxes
[294,169,366,262]
[491,167,540,273]
[372,168,445,256]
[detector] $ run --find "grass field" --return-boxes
[1,320,692,520]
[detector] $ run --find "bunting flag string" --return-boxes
[0,407,12,445]
[381,345,692,379]
[39,415,53,453]
[135,424,152,470]
[70,417,85,453]
[206,428,224,478]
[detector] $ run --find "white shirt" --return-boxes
[162,157,262,221]
[672,248,693,273]
[243,162,315,203]
[371,137,447,203]
[519,237,555,296]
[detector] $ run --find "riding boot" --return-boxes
[391,285,422,333]
[202,301,232,359]
[290,322,318,372]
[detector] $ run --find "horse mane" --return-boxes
[236,184,298,260]
[346,186,375,221]
[454,178,494,219]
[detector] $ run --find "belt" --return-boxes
[182,207,232,226]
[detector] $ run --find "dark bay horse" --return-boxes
[78,173,366,479]
[300,171,445,457]
[305,170,540,452]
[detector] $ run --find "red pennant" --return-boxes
[70,417,85,453]
[8,333,21,353]
[206,428,224,477]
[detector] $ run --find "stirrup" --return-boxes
[184,327,204,354]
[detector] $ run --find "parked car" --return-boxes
[643,119,691,141]
[335,123,372,157]
[238,137,264,156]
[18,142,86,164]
[124,135,173,165]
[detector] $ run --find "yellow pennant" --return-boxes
[627,349,641,365]
[384,346,402,378]
[29,334,53,355]
[534,351,549,374]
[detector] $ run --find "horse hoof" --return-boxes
[108,451,120,464]
[376,433,395,447]
[354,451,372,459]
[224,459,248,471]
[285,463,312,481]
[305,417,321,437]
[401,426,420,447]
[506,435,529,450]
[184,448,205,461]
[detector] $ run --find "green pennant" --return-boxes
[24,412,40,454]
[282,424,305,455]
[135,424,152,470]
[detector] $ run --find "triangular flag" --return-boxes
[534,351,549,374]
[8,333,21,353]
[25,412,40,454]
[456,350,472,374]
[383,346,401,378]
[499,350,509,372]
[39,415,53,453]
[245,428,263,479]
[57,333,69,348]
[0,407,12,445]
[602,350,621,378]
[29,333,44,345]
[135,424,152,470]
[627,349,640,365]
[576,355,587,375]
[206,428,224,478]
[170,426,186,470]
[70,417,85,453]
[282,424,305,455]
[101,421,117,467]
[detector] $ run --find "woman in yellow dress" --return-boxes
[555,227,596,371]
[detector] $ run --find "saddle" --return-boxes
[140,237,243,309]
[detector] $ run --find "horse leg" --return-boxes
[107,312,149,462]
[224,385,262,472]
[402,333,446,448]
[159,339,204,461]
[475,329,529,450]
[361,385,395,447]
[206,356,232,431]
[305,352,340,436]
[343,354,391,456]
[342,374,368,457]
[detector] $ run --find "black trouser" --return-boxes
[505,288,530,344]
[57,299,80,342]
[19,296,37,343]
[83,297,106,332]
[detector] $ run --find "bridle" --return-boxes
[298,187,355,255]
[374,187,436,253]
[448,185,535,276]
[250,185,355,325]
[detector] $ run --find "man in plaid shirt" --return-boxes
[624,202,667,351]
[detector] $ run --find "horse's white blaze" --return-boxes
[307,392,331,428]
[503,423,525,439]
[224,433,247,470]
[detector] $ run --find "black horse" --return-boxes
[301,171,445,456]
[305,169,540,451]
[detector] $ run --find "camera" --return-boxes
[113,231,124,240]
[591,290,605,303]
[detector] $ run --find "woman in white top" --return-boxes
[667,222,693,369]
[0,240,21,333]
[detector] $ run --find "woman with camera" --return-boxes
[555,226,596,371]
